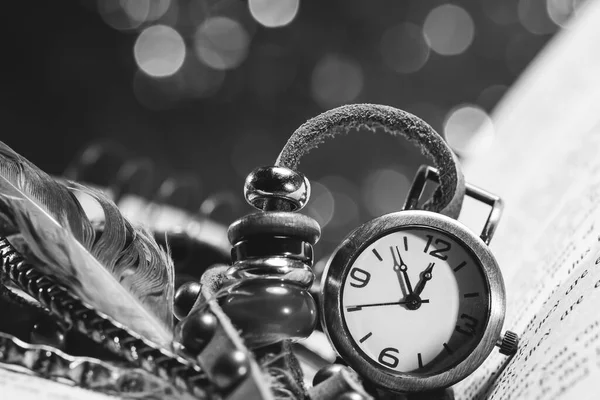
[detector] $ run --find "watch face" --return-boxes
[340,226,490,375]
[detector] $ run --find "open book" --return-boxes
[454,1,600,398]
[2,2,600,399]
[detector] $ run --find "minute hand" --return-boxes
[347,299,430,311]
[391,246,414,294]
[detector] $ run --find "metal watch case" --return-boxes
[320,166,507,393]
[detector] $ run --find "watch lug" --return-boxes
[404,165,503,245]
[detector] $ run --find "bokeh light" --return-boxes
[444,105,495,156]
[249,0,300,28]
[546,0,586,27]
[180,57,226,99]
[14,0,567,258]
[134,25,186,78]
[423,4,475,56]
[477,84,508,111]
[363,168,410,217]
[121,0,150,23]
[145,0,171,21]
[380,23,430,74]
[194,17,250,70]
[482,0,519,25]
[305,181,335,228]
[98,0,172,30]
[98,0,141,30]
[319,176,360,232]
[311,54,363,108]
[518,0,557,35]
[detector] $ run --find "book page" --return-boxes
[454,0,600,398]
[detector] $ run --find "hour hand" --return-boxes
[414,262,435,296]
[390,246,413,295]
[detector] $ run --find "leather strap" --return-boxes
[275,104,465,219]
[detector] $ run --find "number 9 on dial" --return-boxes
[320,210,508,393]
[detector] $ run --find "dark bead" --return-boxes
[174,310,217,354]
[219,279,318,348]
[338,392,370,400]
[228,212,321,245]
[312,364,347,386]
[174,281,201,320]
[31,319,66,350]
[244,166,310,212]
[211,350,249,390]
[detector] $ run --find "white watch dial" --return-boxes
[341,226,490,374]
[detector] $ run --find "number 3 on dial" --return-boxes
[340,226,490,375]
[321,195,509,393]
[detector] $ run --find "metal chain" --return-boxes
[0,236,213,399]
[0,332,193,399]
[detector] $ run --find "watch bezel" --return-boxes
[320,210,506,393]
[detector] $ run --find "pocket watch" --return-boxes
[321,165,518,394]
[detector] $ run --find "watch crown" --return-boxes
[497,330,519,356]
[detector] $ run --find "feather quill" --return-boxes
[0,142,174,347]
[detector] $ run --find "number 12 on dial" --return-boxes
[321,210,507,392]
[342,227,488,373]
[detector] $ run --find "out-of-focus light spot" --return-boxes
[305,181,335,228]
[133,71,181,110]
[477,84,508,111]
[444,105,495,156]
[363,168,410,217]
[319,176,360,232]
[134,25,186,78]
[180,57,225,99]
[482,0,519,25]
[311,54,363,108]
[231,133,279,178]
[121,0,150,23]
[249,0,300,28]
[380,23,429,74]
[328,191,359,230]
[121,0,171,23]
[98,0,141,30]
[518,0,558,35]
[194,17,250,70]
[147,0,172,21]
[546,0,586,27]
[423,4,475,56]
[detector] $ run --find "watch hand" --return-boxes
[395,246,414,294]
[346,299,430,311]
[390,246,414,296]
[414,262,435,296]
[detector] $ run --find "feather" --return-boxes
[0,141,174,347]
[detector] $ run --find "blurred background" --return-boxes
[0,0,586,254]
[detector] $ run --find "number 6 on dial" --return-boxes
[320,166,518,394]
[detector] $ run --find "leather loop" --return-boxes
[275,103,465,219]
